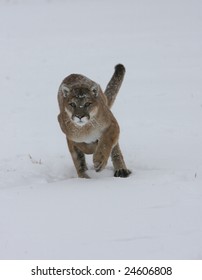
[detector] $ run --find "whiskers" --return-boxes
[64,118,71,126]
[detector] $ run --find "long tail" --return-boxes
[104,64,126,109]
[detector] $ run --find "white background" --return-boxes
[0,0,202,260]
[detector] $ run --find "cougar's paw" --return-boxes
[79,173,90,179]
[114,169,131,178]
[93,153,108,172]
[94,160,108,172]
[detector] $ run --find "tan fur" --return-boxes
[57,64,131,178]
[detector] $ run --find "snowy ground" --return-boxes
[0,0,202,259]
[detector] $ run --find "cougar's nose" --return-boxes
[75,114,85,120]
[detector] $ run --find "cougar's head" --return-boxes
[60,83,100,126]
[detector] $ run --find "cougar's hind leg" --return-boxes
[104,64,126,109]
[111,143,131,178]
[67,138,90,178]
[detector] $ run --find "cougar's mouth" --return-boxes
[73,116,89,126]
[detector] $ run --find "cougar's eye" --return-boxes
[84,102,91,108]
[69,102,76,108]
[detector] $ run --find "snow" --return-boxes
[0,0,202,260]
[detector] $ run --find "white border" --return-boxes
[0,260,202,279]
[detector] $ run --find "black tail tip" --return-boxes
[115,64,126,73]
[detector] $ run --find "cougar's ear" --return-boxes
[91,84,99,97]
[61,84,70,98]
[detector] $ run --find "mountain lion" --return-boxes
[57,64,131,178]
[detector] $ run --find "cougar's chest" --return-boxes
[82,129,101,144]
[71,123,102,144]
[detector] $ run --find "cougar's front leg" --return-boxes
[67,139,89,178]
[93,121,119,172]
[111,143,131,177]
